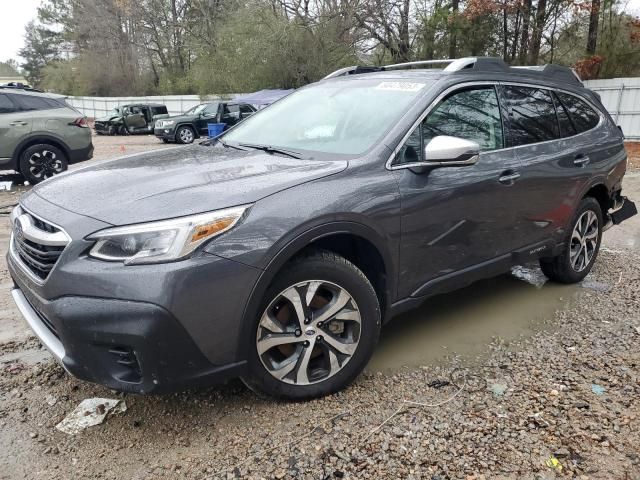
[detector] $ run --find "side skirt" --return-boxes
[387,239,560,322]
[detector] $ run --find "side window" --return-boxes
[396,86,503,164]
[0,94,16,114]
[555,92,600,133]
[203,103,219,115]
[553,92,577,137]
[239,104,254,114]
[503,86,559,146]
[13,94,56,112]
[152,106,168,115]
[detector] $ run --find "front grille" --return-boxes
[11,207,69,282]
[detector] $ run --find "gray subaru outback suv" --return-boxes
[8,57,636,399]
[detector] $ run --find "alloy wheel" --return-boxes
[179,128,194,143]
[570,210,599,272]
[256,280,362,385]
[28,150,64,180]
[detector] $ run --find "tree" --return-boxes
[19,21,62,86]
[586,0,600,54]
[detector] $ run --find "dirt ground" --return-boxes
[0,137,639,479]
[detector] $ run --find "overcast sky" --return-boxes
[1,0,640,64]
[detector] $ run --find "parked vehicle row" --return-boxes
[7,57,637,402]
[154,101,256,144]
[0,87,92,184]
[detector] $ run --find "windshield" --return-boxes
[109,107,121,116]
[223,79,432,155]
[184,104,208,115]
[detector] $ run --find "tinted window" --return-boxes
[239,104,254,114]
[396,86,503,164]
[14,94,61,111]
[503,86,559,146]
[555,92,600,133]
[553,92,577,137]
[0,94,16,114]
[151,106,168,115]
[203,103,219,115]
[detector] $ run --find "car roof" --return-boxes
[0,88,66,100]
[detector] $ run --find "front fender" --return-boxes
[230,220,397,361]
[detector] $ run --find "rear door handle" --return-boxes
[498,171,521,184]
[9,121,28,126]
[574,155,590,167]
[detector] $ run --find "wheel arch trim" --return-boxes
[235,221,396,360]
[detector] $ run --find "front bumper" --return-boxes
[154,127,175,141]
[7,196,262,393]
[10,284,246,393]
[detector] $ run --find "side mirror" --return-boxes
[423,136,480,166]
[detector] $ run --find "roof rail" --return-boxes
[323,57,582,86]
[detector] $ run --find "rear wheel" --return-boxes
[176,126,195,144]
[19,144,68,185]
[243,250,381,400]
[540,197,603,283]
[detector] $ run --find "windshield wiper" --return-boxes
[200,138,245,150]
[238,143,302,159]
[217,138,246,151]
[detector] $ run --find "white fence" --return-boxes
[66,94,242,119]
[584,78,640,140]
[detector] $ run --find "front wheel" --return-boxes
[243,250,381,400]
[19,144,68,184]
[175,126,195,144]
[540,197,603,283]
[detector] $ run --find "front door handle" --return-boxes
[9,121,29,126]
[574,155,590,167]
[498,170,521,185]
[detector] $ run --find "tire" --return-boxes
[19,144,68,185]
[118,125,129,136]
[540,197,603,284]
[175,125,195,144]
[161,138,170,144]
[242,250,381,400]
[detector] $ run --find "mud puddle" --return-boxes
[369,267,581,371]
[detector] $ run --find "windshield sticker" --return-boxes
[375,82,424,92]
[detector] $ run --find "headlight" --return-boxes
[161,120,175,127]
[87,206,249,265]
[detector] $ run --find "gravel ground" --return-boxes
[0,137,639,479]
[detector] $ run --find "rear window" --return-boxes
[14,94,63,111]
[152,106,168,115]
[555,92,600,134]
[503,86,559,146]
[0,94,16,114]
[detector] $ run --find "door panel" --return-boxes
[395,85,521,298]
[501,85,607,249]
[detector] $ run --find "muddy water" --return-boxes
[370,174,640,371]
[369,270,579,371]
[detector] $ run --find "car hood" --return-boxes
[162,114,196,123]
[31,146,347,225]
